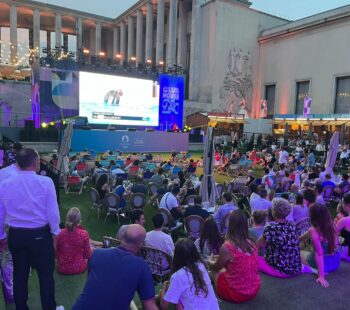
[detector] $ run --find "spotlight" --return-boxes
[146,59,152,64]
[41,122,47,128]
[130,56,136,62]
[49,121,55,126]
[83,49,90,54]
[116,54,122,59]
[99,51,105,57]
[159,60,164,66]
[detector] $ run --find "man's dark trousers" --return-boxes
[8,225,56,310]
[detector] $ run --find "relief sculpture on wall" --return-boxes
[219,48,252,118]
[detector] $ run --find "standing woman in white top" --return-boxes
[160,238,219,310]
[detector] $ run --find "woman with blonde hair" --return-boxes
[56,208,91,275]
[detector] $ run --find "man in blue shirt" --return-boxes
[214,192,237,234]
[73,224,157,310]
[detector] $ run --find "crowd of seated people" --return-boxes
[3,144,350,309]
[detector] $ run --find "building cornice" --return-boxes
[259,4,350,42]
[1,0,114,24]
[112,0,156,24]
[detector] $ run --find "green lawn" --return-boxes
[4,163,231,309]
[3,170,350,309]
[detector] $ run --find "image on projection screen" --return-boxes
[79,72,159,126]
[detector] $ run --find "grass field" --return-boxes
[3,158,232,309]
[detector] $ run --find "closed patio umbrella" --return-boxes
[56,121,73,174]
[200,127,218,208]
[325,131,339,175]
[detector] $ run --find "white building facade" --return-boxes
[253,5,350,119]
[1,0,350,120]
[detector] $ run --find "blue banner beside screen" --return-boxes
[158,74,184,131]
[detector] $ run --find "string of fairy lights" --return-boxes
[0,40,38,67]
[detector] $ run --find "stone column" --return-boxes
[33,9,40,55]
[76,16,83,53]
[136,10,143,65]
[113,26,119,60]
[127,15,135,61]
[89,27,96,55]
[177,0,187,67]
[10,4,17,64]
[167,0,178,67]
[145,2,153,63]
[55,13,62,49]
[189,0,203,101]
[120,21,126,62]
[156,0,164,64]
[95,22,101,56]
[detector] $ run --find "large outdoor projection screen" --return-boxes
[79,72,159,126]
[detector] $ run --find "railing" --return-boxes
[40,157,68,177]
[0,110,65,128]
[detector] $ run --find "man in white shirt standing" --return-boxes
[278,146,289,165]
[145,214,174,270]
[0,148,62,310]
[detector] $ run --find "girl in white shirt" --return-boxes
[161,239,219,310]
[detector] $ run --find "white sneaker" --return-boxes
[56,306,65,310]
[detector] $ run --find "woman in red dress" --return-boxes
[208,210,260,303]
[56,208,92,275]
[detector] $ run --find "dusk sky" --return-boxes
[38,0,350,20]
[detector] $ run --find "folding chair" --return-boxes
[131,192,146,209]
[103,193,122,224]
[185,215,204,240]
[76,163,89,177]
[216,183,224,198]
[100,160,110,167]
[140,246,172,284]
[64,176,82,194]
[148,182,159,196]
[184,195,198,206]
[88,187,102,219]
[158,208,183,233]
[102,236,121,248]
[322,185,334,205]
[116,160,125,167]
